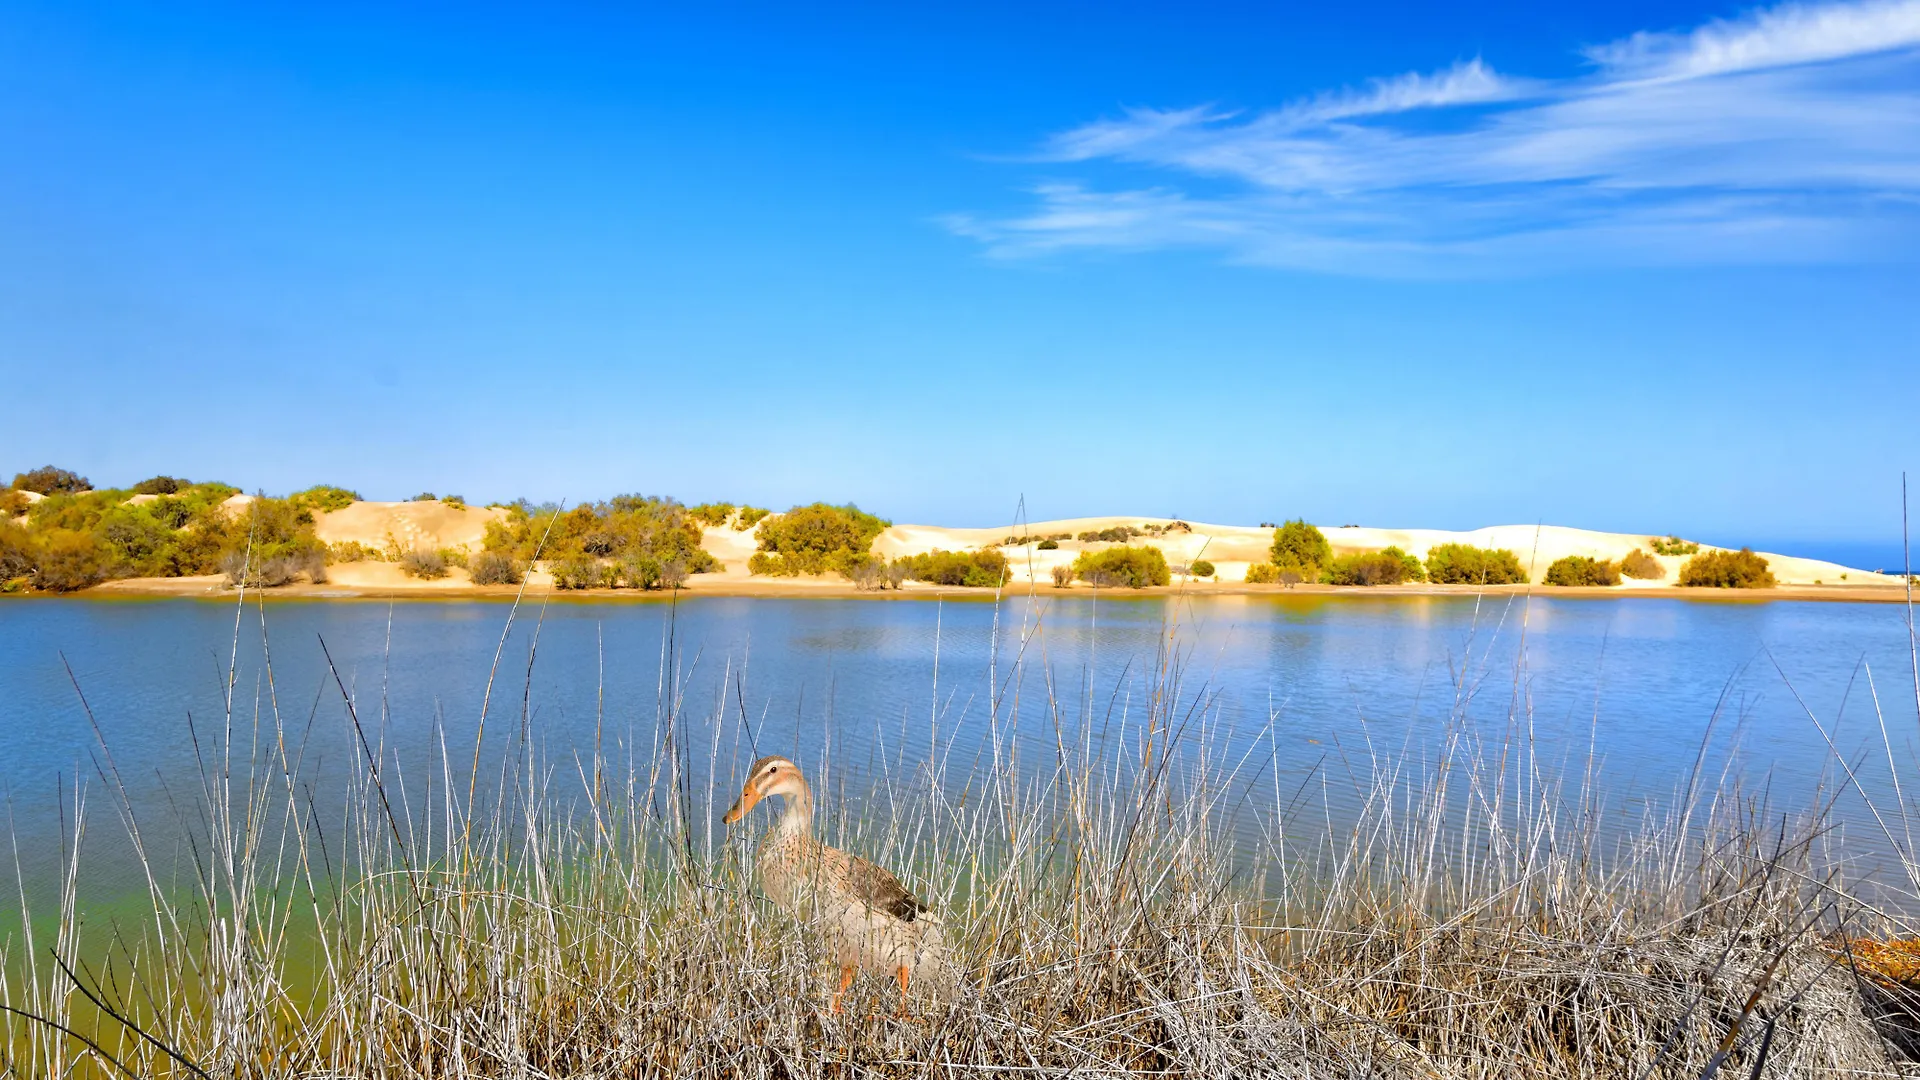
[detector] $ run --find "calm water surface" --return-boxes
[1,593,1916,902]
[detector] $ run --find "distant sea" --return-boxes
[1722,538,1914,574]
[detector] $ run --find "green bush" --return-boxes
[1322,547,1423,586]
[132,475,186,495]
[1619,549,1665,580]
[1679,548,1775,588]
[551,555,601,590]
[688,502,735,527]
[439,494,467,508]
[736,506,771,530]
[1190,559,1215,578]
[1424,543,1529,585]
[1244,562,1281,584]
[1,490,27,517]
[1072,545,1170,588]
[1076,526,1140,543]
[11,466,90,495]
[896,549,1010,588]
[750,503,891,577]
[1544,555,1622,587]
[1649,535,1700,556]
[469,551,522,585]
[1038,538,1059,550]
[0,521,33,582]
[1270,520,1331,578]
[412,492,437,502]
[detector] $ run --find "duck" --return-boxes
[722,755,953,1015]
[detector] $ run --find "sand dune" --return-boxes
[313,501,507,553]
[866,516,1898,589]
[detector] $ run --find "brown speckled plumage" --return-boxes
[723,755,953,1011]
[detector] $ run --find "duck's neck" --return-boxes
[771,779,815,839]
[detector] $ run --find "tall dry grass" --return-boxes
[3,580,1919,1078]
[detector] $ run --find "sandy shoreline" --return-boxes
[42,574,1916,604]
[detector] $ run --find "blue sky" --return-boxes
[1,1,1915,558]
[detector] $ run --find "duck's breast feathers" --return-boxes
[828,847,930,923]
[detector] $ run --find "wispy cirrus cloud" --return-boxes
[949,0,1920,274]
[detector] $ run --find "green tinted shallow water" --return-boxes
[1,593,1916,905]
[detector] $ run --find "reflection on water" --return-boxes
[0,592,1916,902]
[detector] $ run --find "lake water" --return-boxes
[1,592,1917,907]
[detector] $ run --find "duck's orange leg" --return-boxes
[828,964,856,1015]
[894,965,912,1019]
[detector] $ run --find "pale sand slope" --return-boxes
[313,501,508,553]
[868,517,1899,588]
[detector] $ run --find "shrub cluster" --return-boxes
[1001,532,1071,546]
[735,506,772,530]
[1075,526,1141,543]
[552,553,693,591]
[1619,549,1665,580]
[292,485,361,513]
[748,503,890,577]
[1321,547,1424,586]
[468,551,523,585]
[1679,548,1775,588]
[1072,545,1170,588]
[1424,543,1529,585]
[1244,562,1307,586]
[1650,535,1700,556]
[689,503,735,527]
[485,496,719,575]
[1190,559,1216,578]
[399,549,449,580]
[1544,555,1622,587]
[1050,565,1073,587]
[895,549,1010,588]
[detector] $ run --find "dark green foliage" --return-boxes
[1424,543,1529,585]
[486,495,718,574]
[751,503,891,577]
[1619,549,1665,580]
[1545,555,1622,587]
[412,492,437,502]
[1073,545,1170,588]
[469,551,523,585]
[1321,547,1423,586]
[1270,520,1332,578]
[1076,526,1140,543]
[1038,539,1059,550]
[689,503,735,527]
[1679,548,1775,588]
[439,494,466,508]
[1650,535,1700,556]
[736,506,771,530]
[1190,559,1215,578]
[132,476,186,495]
[400,549,448,580]
[896,549,1010,588]
[1003,533,1071,546]
[11,466,90,495]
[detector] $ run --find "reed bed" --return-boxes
[3,587,1919,1078]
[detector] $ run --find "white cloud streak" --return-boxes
[955,0,1920,274]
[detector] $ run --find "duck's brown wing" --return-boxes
[828,847,928,922]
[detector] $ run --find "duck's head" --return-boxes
[722,755,806,824]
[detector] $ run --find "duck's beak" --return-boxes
[722,786,760,825]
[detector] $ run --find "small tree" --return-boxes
[1190,559,1215,578]
[469,551,523,585]
[12,466,90,495]
[1322,547,1423,586]
[1270,520,1331,578]
[400,549,449,580]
